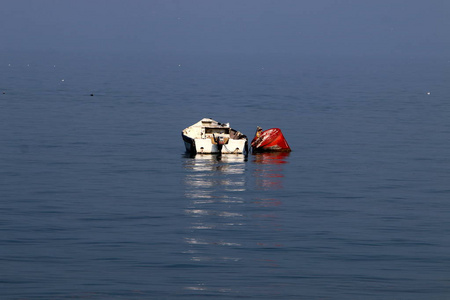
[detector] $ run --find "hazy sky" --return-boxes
[1,0,449,57]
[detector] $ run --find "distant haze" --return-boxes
[1,0,449,58]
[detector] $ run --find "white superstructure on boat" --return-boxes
[182,118,248,154]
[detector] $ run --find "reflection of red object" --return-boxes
[253,152,290,165]
[253,152,290,190]
[251,128,291,153]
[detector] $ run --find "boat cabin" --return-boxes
[182,118,248,154]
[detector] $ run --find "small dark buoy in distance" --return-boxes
[90,93,94,96]
[2,92,5,94]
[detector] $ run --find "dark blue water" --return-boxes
[1,52,450,299]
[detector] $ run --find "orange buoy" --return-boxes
[251,127,291,153]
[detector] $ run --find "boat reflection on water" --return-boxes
[183,154,247,198]
[181,152,291,296]
[183,153,247,174]
[252,152,290,190]
[182,154,247,294]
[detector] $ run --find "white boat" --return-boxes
[182,118,248,154]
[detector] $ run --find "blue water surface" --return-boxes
[1,52,450,299]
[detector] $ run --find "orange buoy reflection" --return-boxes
[252,152,290,165]
[252,152,290,190]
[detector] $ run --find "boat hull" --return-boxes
[182,118,248,155]
[183,134,247,154]
[251,128,291,153]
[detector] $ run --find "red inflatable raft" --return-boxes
[251,127,291,153]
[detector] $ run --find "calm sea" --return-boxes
[1,52,450,299]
